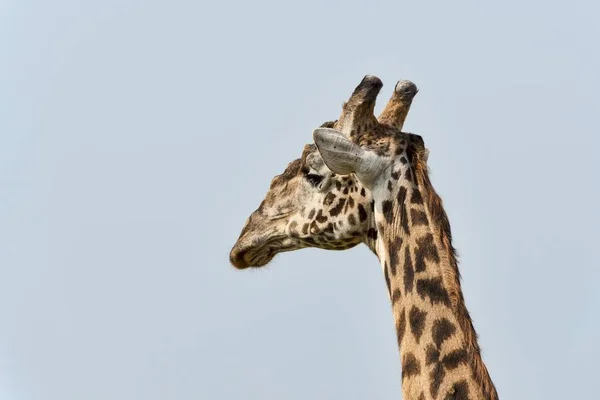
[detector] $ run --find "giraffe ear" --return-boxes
[313,128,385,185]
[312,128,363,175]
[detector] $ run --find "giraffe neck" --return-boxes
[371,157,498,400]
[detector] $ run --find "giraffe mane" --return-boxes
[409,136,499,400]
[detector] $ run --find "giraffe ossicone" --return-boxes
[229,76,498,400]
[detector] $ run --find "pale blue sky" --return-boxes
[1,1,599,399]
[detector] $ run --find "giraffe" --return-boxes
[229,76,498,400]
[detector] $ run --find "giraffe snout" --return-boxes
[229,244,250,269]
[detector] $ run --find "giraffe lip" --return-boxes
[245,245,278,268]
[248,250,273,267]
[230,239,282,269]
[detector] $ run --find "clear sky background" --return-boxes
[1,1,599,399]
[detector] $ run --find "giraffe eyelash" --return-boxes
[305,173,323,187]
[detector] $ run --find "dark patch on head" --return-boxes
[381,200,394,223]
[343,199,350,214]
[360,187,366,197]
[302,223,309,235]
[324,192,336,206]
[309,221,318,234]
[348,214,357,226]
[358,204,367,222]
[397,185,408,205]
[414,233,440,272]
[409,306,427,343]
[400,156,408,164]
[343,187,349,195]
[445,380,470,400]
[308,209,316,219]
[401,353,421,380]
[405,168,413,182]
[417,277,451,306]
[391,170,400,180]
[433,318,457,347]
[347,196,355,208]
[442,349,469,370]
[323,223,334,235]
[329,198,346,217]
[403,246,414,294]
[335,181,342,191]
[397,186,410,235]
[302,237,316,246]
[397,309,406,346]
[411,189,424,205]
[411,209,429,226]
[367,228,378,240]
[375,142,390,157]
[388,180,393,191]
[315,210,328,223]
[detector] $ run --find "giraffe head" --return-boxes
[229,76,418,269]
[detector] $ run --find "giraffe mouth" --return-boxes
[230,239,287,269]
[230,236,302,269]
[247,248,275,267]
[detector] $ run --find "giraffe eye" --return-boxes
[305,174,323,187]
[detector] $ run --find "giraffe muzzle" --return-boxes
[229,237,280,269]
